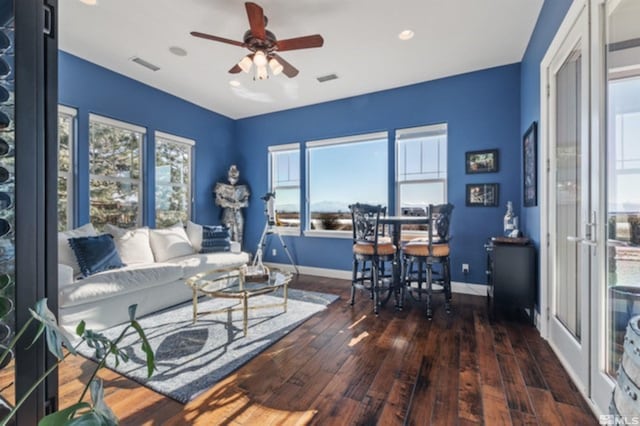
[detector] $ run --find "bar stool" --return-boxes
[402,203,454,319]
[349,203,396,315]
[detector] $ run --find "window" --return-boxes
[155,132,193,228]
[396,124,448,212]
[89,114,144,230]
[268,144,300,233]
[306,132,388,234]
[58,106,76,231]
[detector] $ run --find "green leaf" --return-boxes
[127,304,137,322]
[89,379,118,425]
[76,320,86,337]
[29,299,77,359]
[37,402,91,426]
[130,320,155,378]
[66,411,109,426]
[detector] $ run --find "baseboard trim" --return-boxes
[265,262,488,297]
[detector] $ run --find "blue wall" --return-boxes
[59,52,236,227]
[520,0,573,244]
[235,63,522,284]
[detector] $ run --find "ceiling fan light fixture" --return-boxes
[253,50,267,67]
[79,0,98,5]
[238,56,253,73]
[256,64,268,80]
[269,58,283,76]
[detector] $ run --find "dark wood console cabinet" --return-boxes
[486,239,536,325]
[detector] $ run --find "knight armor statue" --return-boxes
[214,165,249,247]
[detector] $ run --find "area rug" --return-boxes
[76,288,339,403]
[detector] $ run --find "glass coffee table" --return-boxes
[185,265,292,336]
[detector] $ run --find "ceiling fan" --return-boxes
[191,2,324,80]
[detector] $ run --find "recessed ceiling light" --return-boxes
[398,30,415,41]
[169,46,188,57]
[79,0,97,5]
[229,80,241,87]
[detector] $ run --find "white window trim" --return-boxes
[89,114,145,227]
[155,131,195,223]
[395,124,448,216]
[268,143,301,236]
[89,113,146,134]
[58,105,77,230]
[306,131,389,233]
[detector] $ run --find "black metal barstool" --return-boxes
[402,203,454,319]
[349,203,396,315]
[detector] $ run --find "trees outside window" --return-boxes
[58,106,76,231]
[89,115,144,230]
[155,132,193,228]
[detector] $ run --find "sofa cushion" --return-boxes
[104,224,155,265]
[200,225,231,253]
[59,263,183,308]
[186,221,203,252]
[170,251,250,279]
[68,234,124,277]
[58,223,97,276]
[149,223,194,262]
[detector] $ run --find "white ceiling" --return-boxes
[59,0,543,120]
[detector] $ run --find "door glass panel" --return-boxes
[606,0,640,376]
[555,47,583,339]
[0,4,15,407]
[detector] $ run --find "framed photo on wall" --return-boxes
[465,149,499,174]
[466,183,499,207]
[523,122,538,207]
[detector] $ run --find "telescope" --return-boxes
[262,192,276,226]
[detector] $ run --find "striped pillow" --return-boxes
[200,225,231,253]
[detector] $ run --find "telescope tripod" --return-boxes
[253,221,299,275]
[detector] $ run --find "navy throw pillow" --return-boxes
[68,234,124,277]
[200,225,231,253]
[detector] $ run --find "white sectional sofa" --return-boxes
[57,222,250,332]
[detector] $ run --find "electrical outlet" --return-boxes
[272,249,277,256]
[462,263,470,274]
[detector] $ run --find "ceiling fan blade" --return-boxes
[245,2,266,40]
[229,64,242,74]
[190,31,245,47]
[272,54,299,78]
[276,35,324,52]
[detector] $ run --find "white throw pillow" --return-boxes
[58,223,97,276]
[186,221,203,252]
[104,224,155,265]
[149,223,194,262]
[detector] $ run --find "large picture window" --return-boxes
[89,114,144,230]
[396,124,448,212]
[306,132,388,234]
[58,106,76,231]
[269,144,300,233]
[155,132,193,228]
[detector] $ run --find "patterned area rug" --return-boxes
[76,288,338,403]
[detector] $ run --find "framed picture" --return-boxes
[523,122,538,207]
[465,149,499,174]
[466,183,499,207]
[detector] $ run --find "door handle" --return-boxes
[567,236,582,242]
[567,235,597,247]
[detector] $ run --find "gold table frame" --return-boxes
[185,266,291,336]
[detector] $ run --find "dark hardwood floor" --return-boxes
[59,275,597,425]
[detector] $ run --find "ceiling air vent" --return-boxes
[316,73,338,83]
[130,56,160,72]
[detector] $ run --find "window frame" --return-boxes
[154,131,195,227]
[88,113,146,228]
[395,123,448,236]
[268,143,301,236]
[305,131,389,238]
[58,105,76,231]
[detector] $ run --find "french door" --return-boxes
[543,0,640,414]
[545,1,591,395]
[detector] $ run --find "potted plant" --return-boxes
[0,299,155,425]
